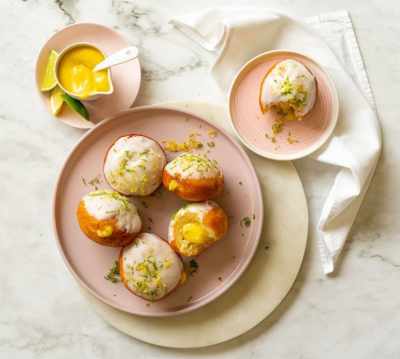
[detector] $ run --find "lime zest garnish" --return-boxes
[88,190,130,210]
[240,216,252,228]
[104,261,120,283]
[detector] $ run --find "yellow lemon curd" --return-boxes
[58,45,111,99]
[181,222,209,244]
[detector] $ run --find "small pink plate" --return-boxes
[229,50,339,161]
[35,23,141,129]
[53,106,263,317]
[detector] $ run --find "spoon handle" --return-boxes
[93,46,139,72]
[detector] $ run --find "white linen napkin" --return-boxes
[170,8,382,275]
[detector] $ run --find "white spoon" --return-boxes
[93,46,139,72]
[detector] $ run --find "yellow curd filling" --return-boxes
[58,45,110,99]
[181,222,210,244]
[96,225,113,238]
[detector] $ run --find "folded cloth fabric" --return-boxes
[170,8,382,275]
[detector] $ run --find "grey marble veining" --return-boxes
[0,0,399,358]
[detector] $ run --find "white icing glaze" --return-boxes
[165,153,222,180]
[260,59,316,116]
[83,190,141,234]
[104,135,166,196]
[121,233,183,301]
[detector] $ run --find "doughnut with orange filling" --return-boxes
[77,190,142,247]
[163,153,224,201]
[168,201,228,257]
[259,59,316,120]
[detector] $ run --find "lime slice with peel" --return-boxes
[50,86,64,115]
[40,50,58,92]
[62,93,90,120]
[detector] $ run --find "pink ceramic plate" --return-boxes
[53,106,263,317]
[229,50,339,161]
[35,23,141,129]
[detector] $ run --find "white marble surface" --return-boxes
[0,0,399,358]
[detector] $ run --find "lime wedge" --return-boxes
[62,93,90,120]
[50,87,64,115]
[40,50,58,92]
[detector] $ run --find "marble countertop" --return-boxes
[1,0,399,358]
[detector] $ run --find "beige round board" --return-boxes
[80,101,308,348]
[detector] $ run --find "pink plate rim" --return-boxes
[228,49,339,161]
[35,22,142,130]
[52,105,264,317]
